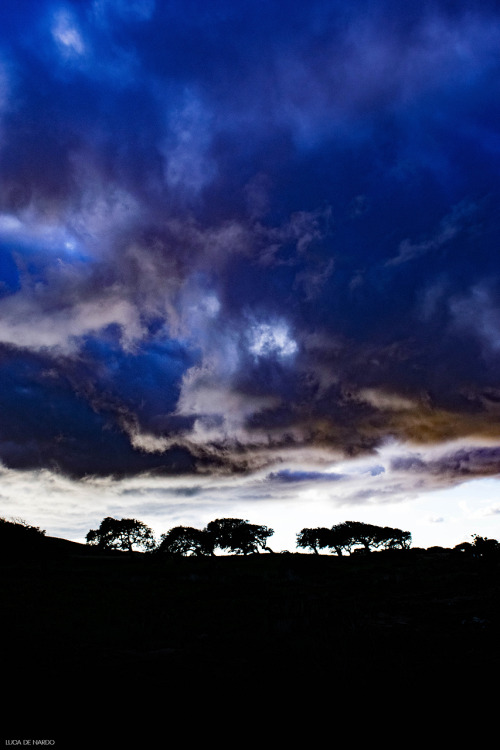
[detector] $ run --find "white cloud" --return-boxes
[0,293,143,353]
[52,10,86,57]
[356,388,415,412]
[248,321,298,358]
[175,359,280,445]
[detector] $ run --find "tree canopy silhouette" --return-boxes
[343,521,411,552]
[157,526,213,557]
[455,534,500,560]
[296,527,332,554]
[471,534,500,557]
[86,517,156,554]
[205,518,274,555]
[297,521,411,555]
[155,518,274,556]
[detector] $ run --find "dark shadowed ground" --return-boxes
[2,533,499,742]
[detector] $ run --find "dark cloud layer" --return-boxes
[1,1,500,485]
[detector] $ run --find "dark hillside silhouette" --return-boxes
[0,517,46,560]
[4,525,500,695]
[0,516,102,561]
[3,509,500,742]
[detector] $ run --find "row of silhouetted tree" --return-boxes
[85,516,500,557]
[85,516,274,556]
[296,521,412,555]
[84,516,413,556]
[2,515,499,559]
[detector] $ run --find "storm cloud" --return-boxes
[1,0,500,503]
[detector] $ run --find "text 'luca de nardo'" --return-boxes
[5,742,55,746]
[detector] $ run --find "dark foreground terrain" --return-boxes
[3,534,500,740]
[4,538,500,678]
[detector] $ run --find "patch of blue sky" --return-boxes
[268,469,346,483]
[80,331,199,417]
[0,245,20,295]
[0,212,90,263]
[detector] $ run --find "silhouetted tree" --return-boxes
[453,535,500,561]
[471,534,500,559]
[206,518,274,555]
[327,523,355,555]
[372,526,412,550]
[344,521,379,551]
[388,528,412,549]
[86,517,155,554]
[157,526,213,556]
[296,527,334,554]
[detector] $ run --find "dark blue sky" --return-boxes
[1,0,500,499]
